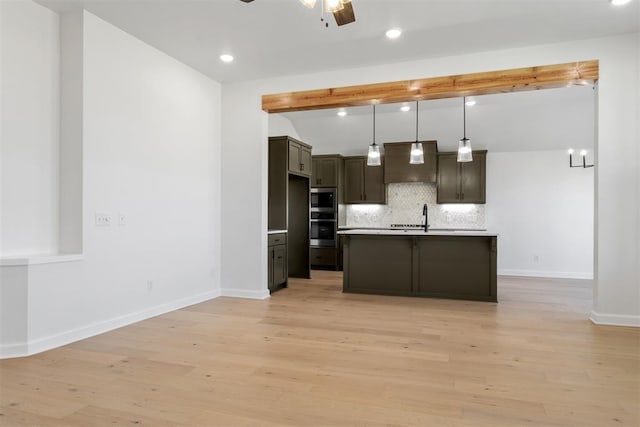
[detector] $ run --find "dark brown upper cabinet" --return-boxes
[311,155,343,188]
[343,156,386,204]
[383,141,438,183]
[283,136,311,177]
[437,150,487,204]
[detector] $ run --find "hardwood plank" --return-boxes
[262,60,599,112]
[0,270,638,426]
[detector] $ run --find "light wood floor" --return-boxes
[1,271,638,426]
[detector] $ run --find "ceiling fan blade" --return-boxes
[333,1,355,26]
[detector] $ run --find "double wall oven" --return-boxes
[310,188,337,248]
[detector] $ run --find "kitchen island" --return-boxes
[338,229,497,302]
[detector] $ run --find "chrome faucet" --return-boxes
[422,203,429,232]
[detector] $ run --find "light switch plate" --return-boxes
[95,213,112,226]
[118,213,126,226]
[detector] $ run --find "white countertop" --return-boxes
[268,229,288,235]
[337,229,497,237]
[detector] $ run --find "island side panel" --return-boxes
[343,235,413,295]
[416,236,497,302]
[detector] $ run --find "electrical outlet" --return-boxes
[118,213,127,226]
[533,255,539,263]
[95,213,112,226]
[147,280,153,291]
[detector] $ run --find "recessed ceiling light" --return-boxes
[385,28,402,40]
[465,99,477,107]
[400,105,411,112]
[337,110,347,117]
[610,0,631,5]
[219,54,234,63]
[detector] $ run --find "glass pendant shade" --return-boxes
[326,0,344,12]
[367,144,381,166]
[299,0,317,8]
[457,138,473,162]
[410,142,424,164]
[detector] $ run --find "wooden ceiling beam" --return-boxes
[261,60,598,113]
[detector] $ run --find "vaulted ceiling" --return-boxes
[38,0,639,82]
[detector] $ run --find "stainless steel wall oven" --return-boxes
[310,188,337,248]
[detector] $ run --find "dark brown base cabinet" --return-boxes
[342,234,497,302]
[310,247,339,270]
[268,233,287,293]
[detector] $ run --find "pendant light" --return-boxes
[457,96,473,162]
[410,100,424,164]
[367,104,381,166]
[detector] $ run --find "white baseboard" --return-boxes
[0,289,221,359]
[590,311,640,327]
[0,341,29,360]
[220,288,270,300]
[498,269,593,280]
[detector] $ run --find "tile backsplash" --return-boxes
[344,183,486,229]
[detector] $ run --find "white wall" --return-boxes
[0,1,60,256]
[221,83,270,298]
[0,266,28,347]
[58,10,83,254]
[1,5,224,356]
[268,114,300,139]
[76,10,221,328]
[487,150,593,279]
[222,33,639,325]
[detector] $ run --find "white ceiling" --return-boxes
[276,86,595,155]
[36,0,608,155]
[38,0,639,83]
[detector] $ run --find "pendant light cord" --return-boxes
[373,104,376,145]
[463,96,466,139]
[415,100,419,142]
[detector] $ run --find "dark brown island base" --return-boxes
[339,230,497,302]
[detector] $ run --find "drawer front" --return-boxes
[310,247,338,267]
[268,233,287,246]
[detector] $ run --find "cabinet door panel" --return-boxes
[345,236,413,293]
[319,158,338,187]
[460,152,486,203]
[437,154,460,203]
[300,147,312,177]
[288,142,301,173]
[416,237,492,297]
[364,160,385,203]
[344,158,364,203]
[268,246,275,291]
[311,158,320,186]
[273,245,287,286]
